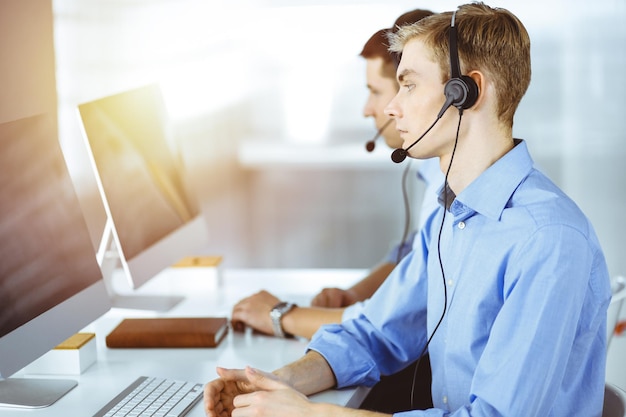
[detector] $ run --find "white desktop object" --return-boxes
[78,84,209,310]
[22,333,97,376]
[0,113,112,408]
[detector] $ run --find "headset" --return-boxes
[364,119,393,152]
[445,10,479,113]
[390,8,479,164]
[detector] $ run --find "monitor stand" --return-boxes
[0,378,77,408]
[97,221,183,312]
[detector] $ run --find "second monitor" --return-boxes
[78,84,209,310]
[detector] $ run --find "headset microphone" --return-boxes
[365,119,393,152]
[390,9,478,164]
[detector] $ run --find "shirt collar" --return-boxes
[437,183,456,211]
[450,139,535,221]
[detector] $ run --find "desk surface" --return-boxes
[2,268,369,416]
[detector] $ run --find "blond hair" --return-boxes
[388,3,531,127]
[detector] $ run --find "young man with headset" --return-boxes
[204,4,611,416]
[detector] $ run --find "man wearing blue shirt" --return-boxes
[204,4,612,416]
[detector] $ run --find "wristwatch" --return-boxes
[269,301,296,338]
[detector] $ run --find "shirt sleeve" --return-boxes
[341,301,365,322]
[308,248,430,389]
[384,231,418,264]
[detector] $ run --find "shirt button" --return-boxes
[443,395,448,404]
[447,279,454,286]
[458,221,466,229]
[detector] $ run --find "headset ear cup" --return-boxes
[444,78,467,108]
[460,75,479,109]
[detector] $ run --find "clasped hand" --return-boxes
[204,366,315,417]
[310,287,358,308]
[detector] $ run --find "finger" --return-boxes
[334,290,352,307]
[323,290,342,308]
[231,307,245,323]
[342,289,359,306]
[244,366,285,391]
[216,366,249,382]
[203,379,224,417]
[232,297,248,312]
[310,292,327,307]
[205,399,226,417]
[231,320,245,332]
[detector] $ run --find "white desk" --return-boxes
[2,268,370,416]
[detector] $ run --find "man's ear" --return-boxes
[467,71,485,108]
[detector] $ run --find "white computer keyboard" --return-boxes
[92,376,203,417]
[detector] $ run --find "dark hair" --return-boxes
[359,9,434,79]
[392,9,435,30]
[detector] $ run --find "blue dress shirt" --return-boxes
[310,140,611,416]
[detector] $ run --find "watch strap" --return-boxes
[270,301,296,338]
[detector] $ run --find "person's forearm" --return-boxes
[313,402,392,417]
[281,307,344,339]
[273,350,337,396]
[347,262,395,301]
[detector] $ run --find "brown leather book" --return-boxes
[105,317,228,348]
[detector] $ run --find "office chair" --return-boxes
[603,383,626,417]
[603,277,626,417]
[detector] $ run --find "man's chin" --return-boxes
[383,139,404,149]
[401,138,417,150]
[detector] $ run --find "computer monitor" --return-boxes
[0,113,112,408]
[77,84,209,310]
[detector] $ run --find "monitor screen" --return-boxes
[0,113,111,407]
[78,84,208,306]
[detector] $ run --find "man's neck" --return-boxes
[439,123,514,195]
